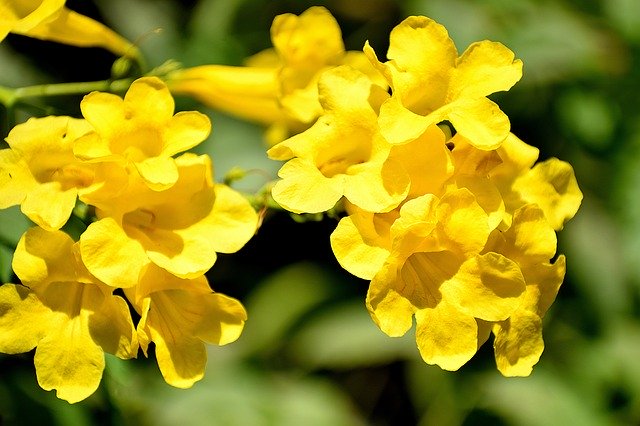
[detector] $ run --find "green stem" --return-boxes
[0,78,135,109]
[244,181,282,212]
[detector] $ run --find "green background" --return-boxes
[1,0,639,424]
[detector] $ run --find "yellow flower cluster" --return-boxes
[268,15,583,375]
[0,3,585,404]
[0,77,258,403]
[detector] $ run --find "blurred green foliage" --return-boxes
[1,0,640,424]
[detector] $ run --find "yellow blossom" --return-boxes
[0,116,94,230]
[364,190,526,370]
[0,0,138,58]
[365,16,522,149]
[167,6,385,145]
[483,205,566,376]
[0,227,137,403]
[74,77,211,190]
[79,153,258,288]
[487,133,583,230]
[268,65,409,214]
[125,265,246,388]
[329,124,453,279]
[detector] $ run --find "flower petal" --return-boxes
[34,315,105,404]
[79,91,125,141]
[384,16,455,111]
[140,288,246,388]
[168,65,283,125]
[331,214,391,280]
[13,227,76,287]
[134,156,179,190]
[388,125,453,197]
[513,158,583,230]
[442,97,511,150]
[0,149,29,208]
[444,253,526,321]
[343,156,409,213]
[0,284,51,354]
[21,182,77,230]
[195,293,247,345]
[378,96,434,145]
[415,301,478,370]
[80,218,149,288]
[367,265,416,337]
[142,226,215,279]
[203,183,258,254]
[22,7,137,57]
[524,255,566,318]
[271,158,343,214]
[493,311,544,377]
[88,293,138,359]
[437,188,490,255]
[451,41,522,100]
[4,0,65,34]
[454,175,505,232]
[124,77,175,124]
[163,111,211,156]
[271,6,344,67]
[502,204,558,263]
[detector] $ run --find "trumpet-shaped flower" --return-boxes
[365,190,526,370]
[483,205,566,376]
[0,0,138,58]
[80,153,258,288]
[0,227,137,403]
[365,16,522,149]
[331,131,580,374]
[74,77,211,190]
[268,65,409,214]
[487,133,583,230]
[168,6,385,145]
[0,116,94,230]
[126,265,246,388]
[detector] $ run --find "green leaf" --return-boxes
[111,358,365,426]
[560,197,630,320]
[234,262,337,356]
[287,301,417,369]
[0,206,31,283]
[604,0,640,42]
[555,90,617,152]
[476,370,610,426]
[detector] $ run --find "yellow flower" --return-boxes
[0,227,137,403]
[0,116,94,230]
[168,64,287,132]
[483,204,566,376]
[167,6,385,145]
[365,190,526,370]
[365,16,522,149]
[333,189,526,370]
[0,0,138,58]
[74,77,211,190]
[79,153,258,288]
[331,130,580,374]
[125,265,246,388]
[387,124,455,200]
[487,133,583,230]
[330,205,398,280]
[328,124,453,279]
[267,66,409,214]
